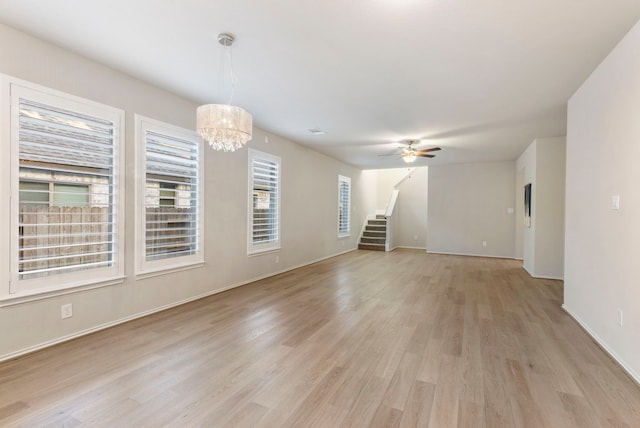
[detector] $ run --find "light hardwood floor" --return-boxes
[1,249,640,427]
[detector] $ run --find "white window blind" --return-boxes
[135,116,203,276]
[248,150,280,254]
[10,83,124,295]
[338,175,351,236]
[145,132,199,259]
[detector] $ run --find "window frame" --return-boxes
[338,175,351,238]
[2,75,125,301]
[134,115,204,278]
[247,149,281,255]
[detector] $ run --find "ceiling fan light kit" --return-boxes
[396,140,441,163]
[197,32,253,152]
[402,148,418,163]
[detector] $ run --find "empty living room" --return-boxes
[1,1,640,427]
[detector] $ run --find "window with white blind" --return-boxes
[135,115,203,277]
[338,175,351,237]
[248,149,280,254]
[4,77,125,298]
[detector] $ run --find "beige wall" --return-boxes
[393,168,428,249]
[565,20,640,383]
[0,23,374,360]
[367,167,429,249]
[516,137,566,279]
[516,142,536,271]
[375,168,409,211]
[514,171,524,259]
[427,162,516,258]
[534,138,566,279]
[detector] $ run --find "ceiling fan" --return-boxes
[379,140,441,163]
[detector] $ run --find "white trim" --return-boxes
[385,189,399,218]
[247,248,281,258]
[134,115,204,278]
[0,76,11,299]
[385,246,428,252]
[337,175,351,238]
[134,262,205,281]
[0,247,357,363]
[2,74,125,297]
[426,250,516,260]
[247,149,281,255]
[522,264,534,277]
[520,265,563,280]
[533,275,563,281]
[395,246,427,250]
[0,276,125,307]
[562,304,640,386]
[393,167,416,189]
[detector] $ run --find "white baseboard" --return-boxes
[426,250,515,260]
[0,247,358,363]
[521,265,563,281]
[533,274,563,281]
[394,246,427,251]
[522,264,534,277]
[562,304,640,386]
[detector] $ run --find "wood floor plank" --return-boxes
[380,351,421,411]
[369,404,403,428]
[457,399,486,428]
[398,380,436,428]
[1,250,639,427]
[427,354,463,427]
[503,358,546,427]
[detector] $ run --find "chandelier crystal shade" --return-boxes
[197,32,252,152]
[197,104,252,151]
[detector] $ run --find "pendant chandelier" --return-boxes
[197,33,252,152]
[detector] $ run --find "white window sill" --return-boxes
[135,261,205,280]
[0,276,126,307]
[247,246,281,257]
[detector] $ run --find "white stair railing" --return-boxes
[383,167,415,251]
[384,189,399,251]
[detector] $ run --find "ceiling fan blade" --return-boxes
[416,147,441,153]
[417,154,435,158]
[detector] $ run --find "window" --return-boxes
[248,149,280,254]
[20,182,90,207]
[338,175,351,237]
[135,115,203,276]
[4,76,125,297]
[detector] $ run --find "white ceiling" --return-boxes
[1,0,639,168]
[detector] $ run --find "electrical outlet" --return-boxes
[482,241,487,247]
[617,309,623,326]
[275,255,279,264]
[61,303,73,319]
[611,195,620,210]
[413,235,418,241]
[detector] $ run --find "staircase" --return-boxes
[358,215,386,251]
